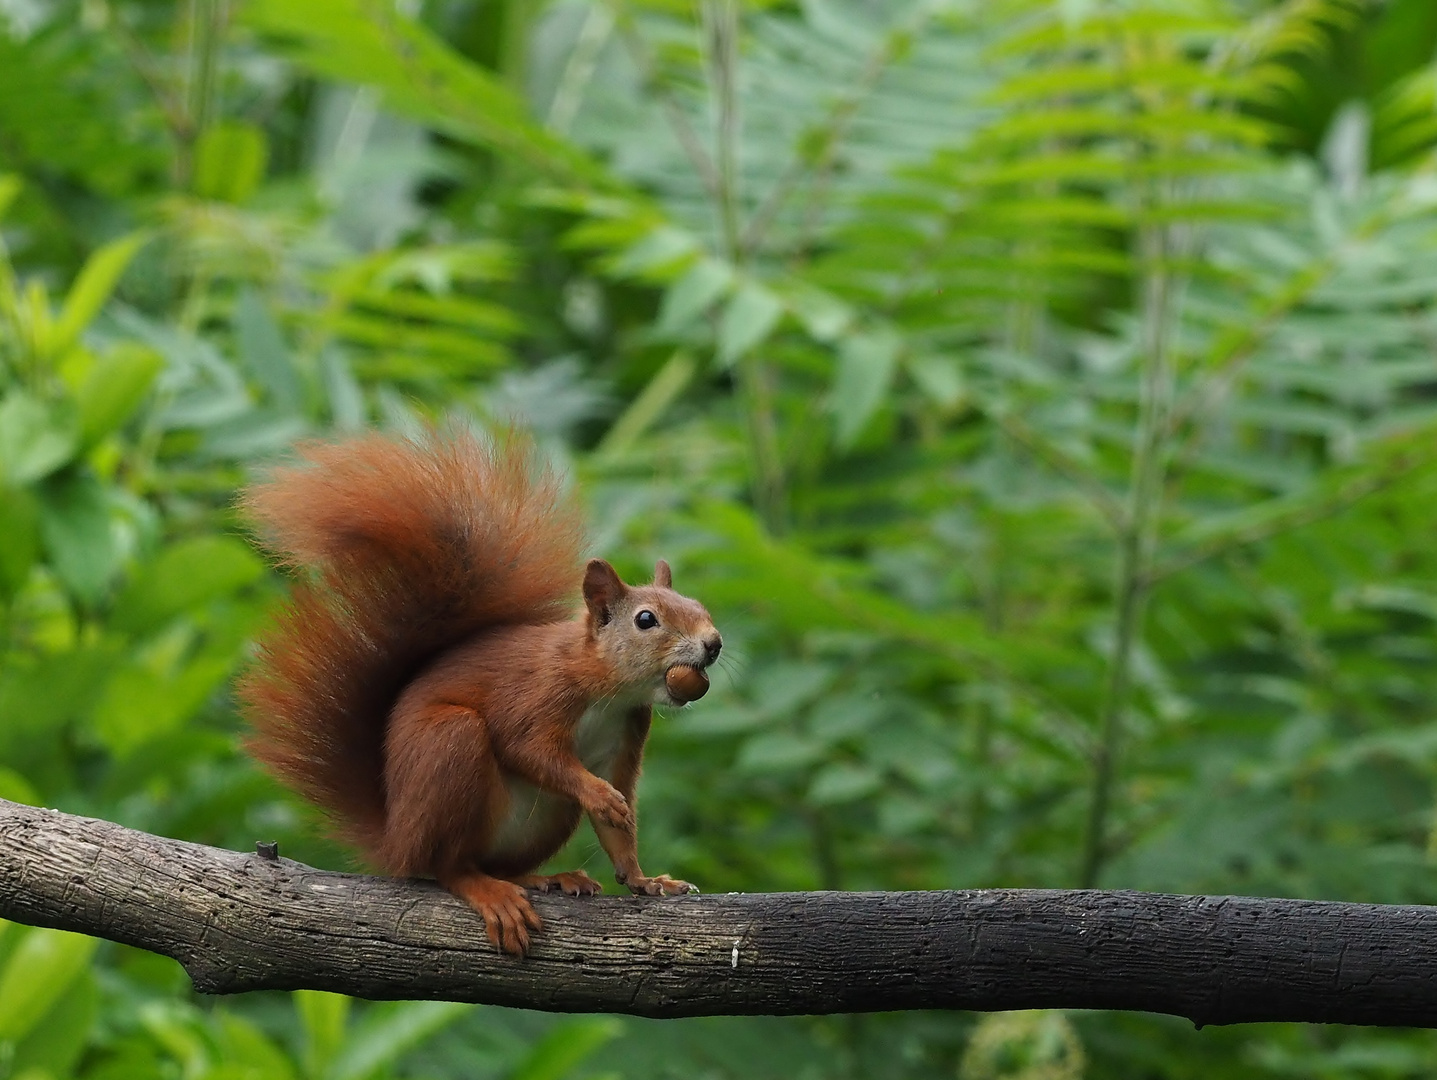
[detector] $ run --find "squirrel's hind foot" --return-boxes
[441,872,543,956]
[513,870,603,897]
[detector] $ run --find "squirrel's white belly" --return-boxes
[488,699,633,860]
[572,697,632,777]
[489,779,565,859]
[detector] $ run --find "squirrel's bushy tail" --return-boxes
[236,430,584,861]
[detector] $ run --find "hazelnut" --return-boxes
[665,664,709,703]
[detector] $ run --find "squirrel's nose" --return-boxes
[703,634,723,664]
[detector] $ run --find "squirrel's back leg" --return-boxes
[382,701,506,874]
[383,702,543,954]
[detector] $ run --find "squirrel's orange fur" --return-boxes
[238,430,720,955]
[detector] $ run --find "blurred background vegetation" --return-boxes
[4,0,1437,1075]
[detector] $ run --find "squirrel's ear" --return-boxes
[654,559,672,589]
[583,558,626,627]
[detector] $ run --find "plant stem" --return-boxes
[611,9,721,199]
[702,0,742,262]
[546,2,614,134]
[699,0,788,532]
[179,0,226,187]
[738,354,789,533]
[740,16,903,258]
[497,0,534,92]
[1080,214,1175,888]
[1081,528,1148,887]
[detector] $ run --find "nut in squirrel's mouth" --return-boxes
[663,663,710,705]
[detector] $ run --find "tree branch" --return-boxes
[3,798,1437,1026]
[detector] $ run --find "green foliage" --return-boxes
[242,0,608,185]
[5,0,1437,1077]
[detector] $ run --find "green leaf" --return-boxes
[198,409,310,460]
[320,349,366,431]
[596,350,696,457]
[0,648,119,755]
[688,501,1066,681]
[672,702,765,737]
[611,226,698,278]
[0,928,98,1044]
[0,486,40,602]
[716,281,783,368]
[77,344,164,449]
[327,1000,473,1080]
[242,0,606,186]
[37,473,119,604]
[295,990,350,1080]
[832,327,901,447]
[808,762,882,805]
[0,392,78,484]
[657,258,734,333]
[783,284,853,343]
[90,652,236,756]
[807,693,884,743]
[193,121,270,204]
[751,662,837,719]
[212,1012,299,1080]
[234,290,303,412]
[0,174,19,220]
[137,1001,210,1077]
[348,289,518,336]
[509,1018,624,1080]
[11,970,98,1078]
[907,353,965,410]
[737,731,824,774]
[52,231,151,357]
[0,767,39,806]
[111,536,265,635]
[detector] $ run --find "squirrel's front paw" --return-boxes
[582,781,634,832]
[624,873,696,897]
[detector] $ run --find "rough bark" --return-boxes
[2,798,1436,1026]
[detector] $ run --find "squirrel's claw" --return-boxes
[488,892,543,955]
[626,873,696,897]
[515,870,603,897]
[446,873,542,957]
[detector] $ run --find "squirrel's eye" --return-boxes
[635,610,659,630]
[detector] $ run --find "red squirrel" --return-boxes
[237,429,721,955]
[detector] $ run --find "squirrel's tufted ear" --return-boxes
[654,559,672,589]
[583,559,627,627]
